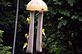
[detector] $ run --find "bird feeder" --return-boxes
[26,0,48,53]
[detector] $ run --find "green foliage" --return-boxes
[0,30,11,54]
[66,0,76,6]
[0,30,4,43]
[57,9,70,16]
[58,19,67,29]
[44,0,82,54]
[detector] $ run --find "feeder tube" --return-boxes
[26,11,35,53]
[36,11,44,52]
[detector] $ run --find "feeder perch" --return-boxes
[26,0,48,53]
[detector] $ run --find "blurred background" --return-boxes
[0,0,82,54]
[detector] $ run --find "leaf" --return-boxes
[71,15,78,19]
[58,20,67,28]
[6,51,11,54]
[53,0,58,2]
[0,38,3,43]
[55,48,60,54]
[0,44,3,46]
[58,9,70,16]
[0,30,4,33]
[58,22,63,29]
[58,17,63,20]
[66,0,76,6]
[79,17,82,21]
[68,41,72,45]
[62,20,67,26]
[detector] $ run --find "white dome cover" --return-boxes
[26,0,48,11]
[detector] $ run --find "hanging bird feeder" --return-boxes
[26,0,48,53]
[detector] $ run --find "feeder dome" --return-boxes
[26,0,48,11]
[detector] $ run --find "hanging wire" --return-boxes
[12,0,19,54]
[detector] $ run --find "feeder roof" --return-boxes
[26,0,48,11]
